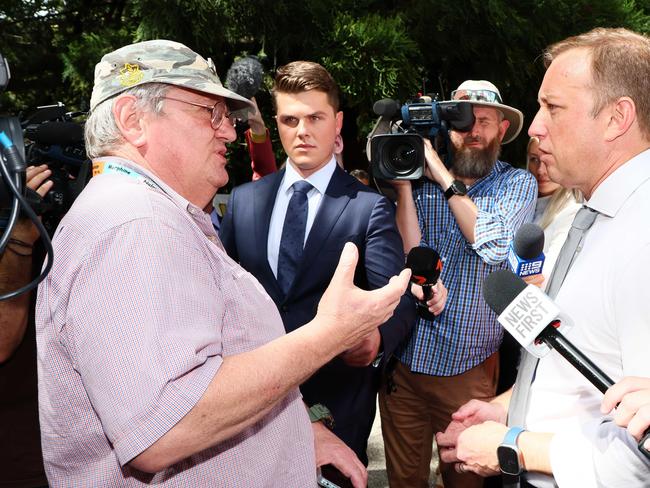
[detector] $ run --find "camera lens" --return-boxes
[387,142,419,175]
[370,133,424,180]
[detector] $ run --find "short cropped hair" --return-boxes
[84,83,170,158]
[272,61,340,111]
[544,27,650,138]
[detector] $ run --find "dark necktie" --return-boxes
[509,206,600,426]
[277,180,313,295]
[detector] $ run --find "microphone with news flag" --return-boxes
[508,223,545,277]
[406,246,442,320]
[482,269,650,460]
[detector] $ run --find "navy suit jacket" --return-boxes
[220,165,415,463]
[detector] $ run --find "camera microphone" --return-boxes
[406,246,442,320]
[373,98,401,120]
[225,56,264,100]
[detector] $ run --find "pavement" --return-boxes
[366,401,441,488]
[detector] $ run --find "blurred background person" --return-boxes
[526,136,581,289]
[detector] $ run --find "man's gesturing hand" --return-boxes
[317,242,411,352]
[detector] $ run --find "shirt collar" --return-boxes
[95,156,209,224]
[586,148,650,218]
[281,156,337,195]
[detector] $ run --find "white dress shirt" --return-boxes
[525,149,650,487]
[267,157,337,277]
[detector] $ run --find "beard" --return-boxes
[451,134,502,179]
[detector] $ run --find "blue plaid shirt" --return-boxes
[398,160,537,376]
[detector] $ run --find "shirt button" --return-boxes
[207,235,218,243]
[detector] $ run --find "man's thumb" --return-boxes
[331,242,359,288]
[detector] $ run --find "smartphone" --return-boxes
[316,470,342,488]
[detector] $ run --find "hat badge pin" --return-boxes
[118,63,144,87]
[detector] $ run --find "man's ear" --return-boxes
[113,95,148,147]
[605,96,636,142]
[336,111,343,134]
[498,118,511,142]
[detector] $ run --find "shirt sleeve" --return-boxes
[364,196,416,358]
[61,217,225,465]
[473,170,537,265]
[550,418,650,487]
[246,129,277,181]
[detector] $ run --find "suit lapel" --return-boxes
[296,166,353,281]
[255,170,285,298]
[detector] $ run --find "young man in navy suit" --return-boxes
[220,61,443,486]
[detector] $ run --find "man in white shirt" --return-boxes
[435,27,650,487]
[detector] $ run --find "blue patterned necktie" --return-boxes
[277,180,313,295]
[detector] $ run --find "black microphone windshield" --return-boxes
[373,98,400,119]
[482,269,527,316]
[225,56,264,99]
[513,223,545,259]
[406,246,442,285]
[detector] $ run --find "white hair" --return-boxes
[84,83,171,158]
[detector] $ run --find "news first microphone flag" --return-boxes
[492,282,573,358]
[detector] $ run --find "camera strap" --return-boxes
[92,159,166,194]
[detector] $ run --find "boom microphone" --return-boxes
[225,56,264,100]
[508,223,545,277]
[406,246,442,320]
[483,269,650,460]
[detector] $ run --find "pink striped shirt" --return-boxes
[36,157,315,486]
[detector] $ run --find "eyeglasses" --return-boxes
[451,89,503,104]
[161,96,236,129]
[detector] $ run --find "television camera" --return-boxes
[0,53,91,300]
[367,95,475,180]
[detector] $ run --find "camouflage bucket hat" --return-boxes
[90,39,254,113]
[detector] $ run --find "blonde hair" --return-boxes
[526,137,582,229]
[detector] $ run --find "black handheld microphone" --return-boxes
[483,269,650,460]
[225,56,264,100]
[406,246,442,320]
[508,223,545,277]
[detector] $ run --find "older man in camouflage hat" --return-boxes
[35,39,410,486]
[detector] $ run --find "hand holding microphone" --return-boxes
[224,55,264,126]
[483,269,650,459]
[601,377,650,457]
[406,246,447,319]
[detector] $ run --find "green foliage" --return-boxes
[322,13,421,134]
[3,0,650,176]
